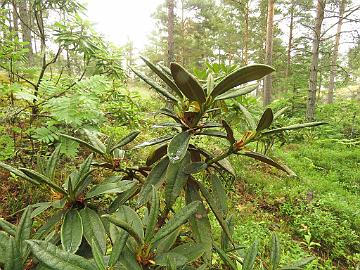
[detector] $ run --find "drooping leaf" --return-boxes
[20,168,66,195]
[85,180,136,199]
[280,257,315,270]
[213,243,237,270]
[271,233,281,270]
[242,240,259,270]
[79,207,106,254]
[31,202,52,218]
[108,232,129,267]
[214,83,258,101]
[155,228,180,256]
[135,135,173,148]
[109,131,140,153]
[167,131,191,163]
[158,108,182,123]
[59,134,105,155]
[26,240,97,270]
[61,209,83,254]
[210,174,228,216]
[262,122,327,135]
[242,152,296,176]
[138,157,169,206]
[151,201,201,244]
[185,180,212,262]
[146,144,168,166]
[197,181,233,244]
[111,205,144,246]
[140,56,183,98]
[165,152,191,207]
[144,186,160,243]
[170,62,206,103]
[0,161,40,186]
[103,215,143,246]
[211,64,275,97]
[91,239,106,270]
[131,67,179,102]
[256,108,274,132]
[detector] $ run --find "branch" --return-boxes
[0,64,37,88]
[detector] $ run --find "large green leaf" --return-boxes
[61,209,83,253]
[84,129,106,154]
[211,64,274,97]
[135,135,173,148]
[109,131,140,153]
[5,236,22,270]
[210,174,228,216]
[213,243,237,270]
[140,56,183,98]
[59,134,105,155]
[144,186,160,243]
[79,207,106,254]
[280,257,315,270]
[214,83,258,101]
[131,67,179,102]
[91,239,106,270]
[26,240,97,270]
[262,122,327,135]
[33,210,63,240]
[197,181,233,244]
[0,218,16,236]
[146,144,168,166]
[242,240,258,270]
[242,151,296,176]
[138,157,169,206]
[15,205,32,259]
[185,180,212,262]
[170,62,206,103]
[108,232,129,267]
[0,161,40,186]
[165,152,190,207]
[151,200,201,244]
[109,184,139,213]
[85,180,136,199]
[271,233,281,270]
[0,231,9,264]
[20,168,66,195]
[156,228,181,254]
[167,131,191,163]
[102,215,143,245]
[256,108,274,132]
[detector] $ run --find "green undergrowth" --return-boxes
[228,141,360,269]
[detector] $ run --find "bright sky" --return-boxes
[85,0,163,51]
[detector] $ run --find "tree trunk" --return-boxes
[306,0,326,121]
[167,0,175,66]
[327,0,345,104]
[243,0,249,65]
[18,0,33,64]
[285,1,294,79]
[263,0,274,106]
